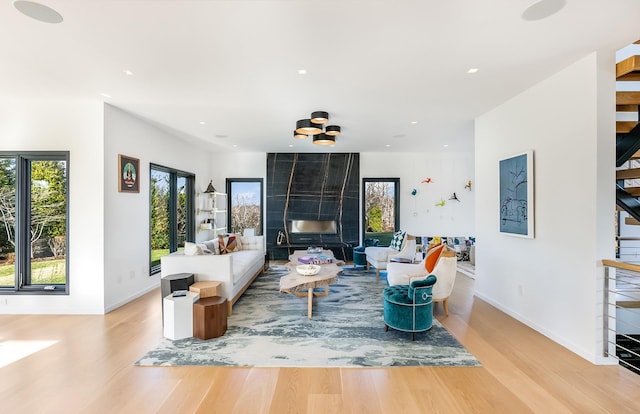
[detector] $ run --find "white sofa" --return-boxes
[364,233,416,281]
[160,235,265,314]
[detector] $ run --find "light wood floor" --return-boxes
[2,271,640,414]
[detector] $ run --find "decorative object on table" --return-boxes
[449,192,460,201]
[499,150,534,238]
[118,154,139,193]
[421,177,433,184]
[435,198,446,207]
[306,246,323,255]
[296,264,321,276]
[464,180,472,191]
[172,290,187,297]
[297,254,334,265]
[136,268,480,368]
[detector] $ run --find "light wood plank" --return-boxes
[617,104,639,112]
[617,168,640,180]
[617,91,640,105]
[617,121,638,133]
[617,55,640,81]
[1,270,640,413]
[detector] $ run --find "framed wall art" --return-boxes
[499,150,534,238]
[118,154,140,193]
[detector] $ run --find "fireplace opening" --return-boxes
[289,220,337,234]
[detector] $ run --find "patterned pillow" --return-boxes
[389,231,406,251]
[218,235,237,254]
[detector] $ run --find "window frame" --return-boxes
[225,178,264,236]
[149,163,195,275]
[361,178,400,246]
[0,151,70,295]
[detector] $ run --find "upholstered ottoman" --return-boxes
[383,275,437,340]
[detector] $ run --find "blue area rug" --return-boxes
[136,266,480,367]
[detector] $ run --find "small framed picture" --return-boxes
[118,154,140,193]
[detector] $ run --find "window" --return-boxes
[150,164,194,275]
[0,152,69,294]
[226,178,263,236]
[362,178,400,246]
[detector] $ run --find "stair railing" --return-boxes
[602,260,640,375]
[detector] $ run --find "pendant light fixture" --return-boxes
[295,119,323,135]
[293,110,341,145]
[313,133,335,146]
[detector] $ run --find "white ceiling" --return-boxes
[2,0,640,153]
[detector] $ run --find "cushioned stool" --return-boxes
[383,275,437,340]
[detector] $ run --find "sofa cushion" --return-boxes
[218,235,237,254]
[240,235,263,251]
[231,250,263,284]
[365,246,393,262]
[184,242,204,255]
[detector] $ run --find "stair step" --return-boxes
[623,187,640,196]
[618,121,639,133]
[617,168,640,180]
[617,92,640,105]
[625,217,640,225]
[617,56,640,81]
[631,150,640,160]
[617,104,639,112]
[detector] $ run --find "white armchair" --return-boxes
[386,248,457,316]
[364,233,416,282]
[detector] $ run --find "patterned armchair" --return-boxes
[383,274,437,340]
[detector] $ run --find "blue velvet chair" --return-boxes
[352,238,379,268]
[383,274,437,340]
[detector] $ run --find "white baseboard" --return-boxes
[105,283,159,313]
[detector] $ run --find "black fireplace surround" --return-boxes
[266,153,359,260]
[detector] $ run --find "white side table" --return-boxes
[163,291,200,340]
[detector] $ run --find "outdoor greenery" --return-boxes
[230,192,261,235]
[364,181,395,233]
[0,157,67,286]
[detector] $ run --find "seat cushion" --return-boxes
[365,246,393,262]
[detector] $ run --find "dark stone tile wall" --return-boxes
[266,153,360,260]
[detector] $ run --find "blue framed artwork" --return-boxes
[499,150,534,238]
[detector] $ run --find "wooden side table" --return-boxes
[193,296,228,340]
[189,281,221,298]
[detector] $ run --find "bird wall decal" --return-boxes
[421,177,433,184]
[435,198,445,207]
[449,192,460,201]
[464,180,472,191]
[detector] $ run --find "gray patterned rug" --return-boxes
[136,266,480,368]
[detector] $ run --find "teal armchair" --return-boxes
[383,274,437,340]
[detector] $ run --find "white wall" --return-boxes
[103,105,213,312]
[361,152,475,238]
[0,100,106,314]
[474,52,616,363]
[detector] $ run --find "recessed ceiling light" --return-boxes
[199,121,206,125]
[13,1,63,24]
[385,144,391,148]
[467,68,479,74]
[411,121,418,125]
[123,69,134,76]
[297,69,307,75]
[443,144,449,148]
[99,93,112,99]
[232,144,238,148]
[522,0,566,21]
[289,144,294,147]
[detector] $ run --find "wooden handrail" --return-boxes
[602,259,640,272]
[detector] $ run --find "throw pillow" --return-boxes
[389,230,406,251]
[196,243,213,254]
[184,242,203,256]
[234,233,243,251]
[425,243,445,273]
[218,234,237,254]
